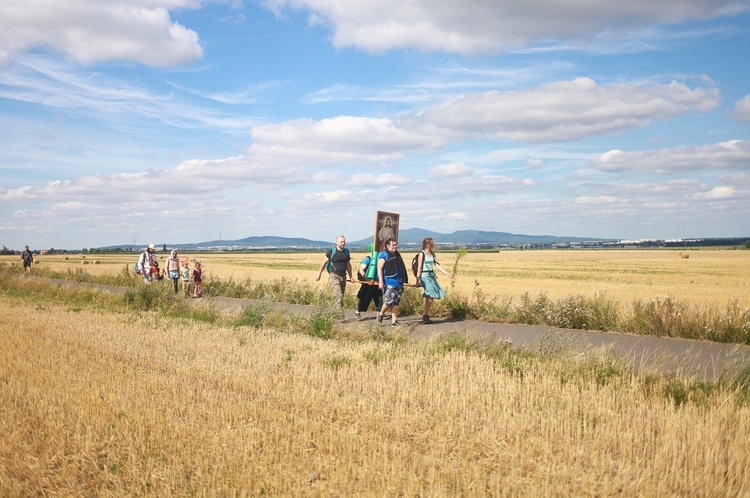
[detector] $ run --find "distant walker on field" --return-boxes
[21,245,34,274]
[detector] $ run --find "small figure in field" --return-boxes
[192,261,203,298]
[376,238,408,326]
[151,260,164,281]
[415,237,452,324]
[355,243,382,320]
[164,249,180,294]
[21,245,34,274]
[315,235,354,311]
[180,259,191,297]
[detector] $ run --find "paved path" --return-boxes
[38,277,750,380]
[203,295,750,381]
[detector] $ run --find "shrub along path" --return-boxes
[39,276,750,381]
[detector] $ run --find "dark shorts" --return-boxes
[383,285,404,307]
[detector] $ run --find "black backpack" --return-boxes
[411,250,425,277]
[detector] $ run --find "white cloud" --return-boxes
[414,77,720,142]
[431,162,472,177]
[729,95,750,122]
[264,0,746,54]
[248,116,444,165]
[590,139,750,173]
[575,196,620,205]
[0,0,204,67]
[691,186,743,201]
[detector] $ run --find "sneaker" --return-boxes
[354,311,361,319]
[422,314,433,324]
[390,321,400,327]
[376,313,383,323]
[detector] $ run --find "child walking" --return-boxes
[192,261,203,298]
[180,259,191,297]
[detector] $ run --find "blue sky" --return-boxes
[1,0,749,250]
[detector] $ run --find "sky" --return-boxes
[1,0,749,251]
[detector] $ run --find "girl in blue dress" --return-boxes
[415,237,453,324]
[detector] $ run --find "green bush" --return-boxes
[234,300,273,329]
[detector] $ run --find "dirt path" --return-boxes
[35,277,750,380]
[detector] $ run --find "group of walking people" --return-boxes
[317,235,452,326]
[139,245,203,297]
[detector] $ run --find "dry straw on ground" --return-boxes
[2,296,748,496]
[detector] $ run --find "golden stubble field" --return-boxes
[1,293,748,496]
[11,248,750,307]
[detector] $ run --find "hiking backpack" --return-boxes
[325,246,350,273]
[411,250,425,277]
[134,252,146,275]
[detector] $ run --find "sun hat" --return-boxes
[148,244,155,251]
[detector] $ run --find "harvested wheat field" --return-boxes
[1,291,749,496]
[10,248,750,308]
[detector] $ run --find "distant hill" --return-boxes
[99,229,605,252]
[183,235,332,249]
[99,235,332,251]
[350,228,606,248]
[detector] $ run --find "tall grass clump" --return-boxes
[290,306,338,339]
[201,274,255,298]
[623,297,750,344]
[233,300,273,329]
[122,284,174,312]
[510,291,619,331]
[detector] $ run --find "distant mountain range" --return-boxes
[365,228,606,247]
[101,229,609,251]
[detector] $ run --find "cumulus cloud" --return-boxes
[729,95,750,122]
[264,0,745,54]
[431,162,473,177]
[413,77,720,142]
[691,186,742,200]
[248,116,444,165]
[0,0,204,67]
[590,140,750,174]
[0,153,318,207]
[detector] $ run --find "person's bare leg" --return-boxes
[423,297,434,323]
